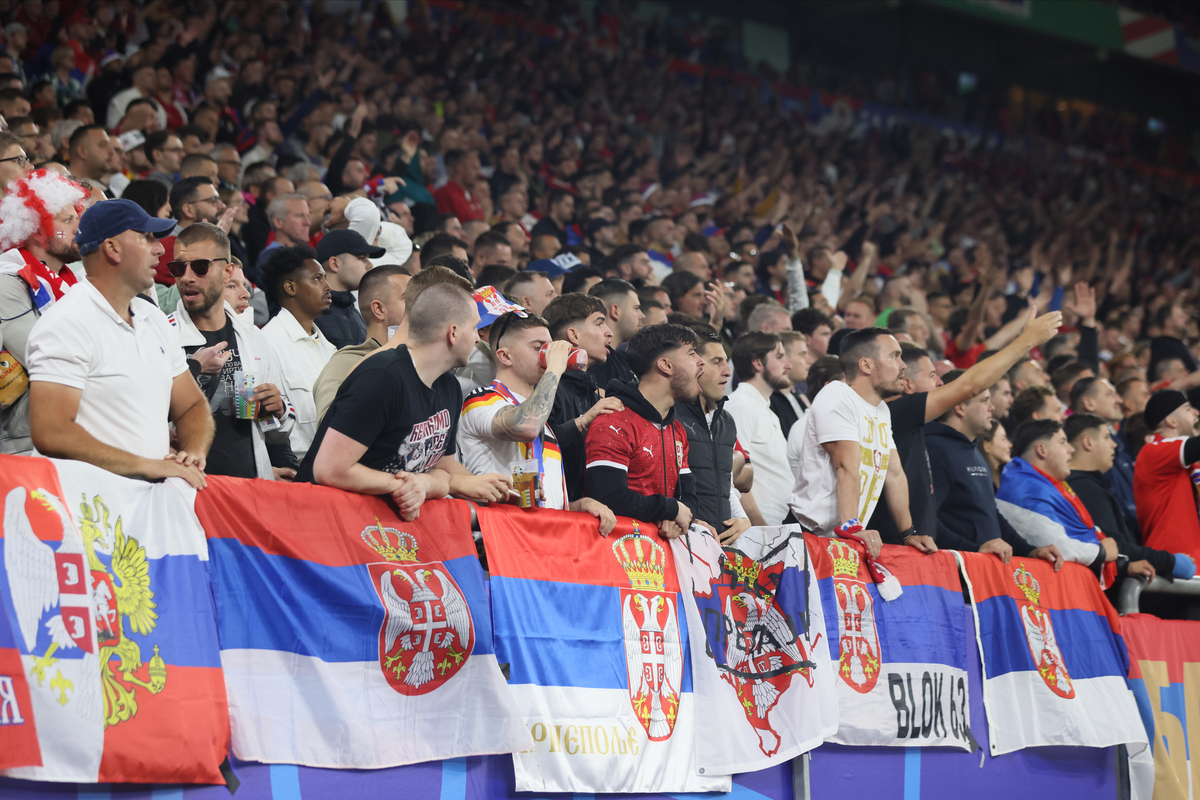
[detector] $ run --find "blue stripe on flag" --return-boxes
[76,787,111,800]
[491,575,693,692]
[817,578,965,667]
[0,543,219,667]
[150,788,184,800]
[976,597,1126,680]
[209,539,492,661]
[270,764,301,800]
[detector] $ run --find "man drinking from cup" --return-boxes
[166,221,297,479]
[458,311,615,534]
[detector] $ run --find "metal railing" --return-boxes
[1115,574,1200,615]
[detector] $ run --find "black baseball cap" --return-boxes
[75,199,176,255]
[315,229,386,264]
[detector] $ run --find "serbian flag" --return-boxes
[955,552,1148,756]
[479,504,730,794]
[811,538,974,749]
[0,455,228,784]
[670,525,838,774]
[198,481,530,768]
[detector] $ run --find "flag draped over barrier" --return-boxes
[0,455,228,784]
[196,480,531,769]
[479,504,729,794]
[670,525,838,774]
[0,454,1170,795]
[955,552,1147,757]
[811,538,973,749]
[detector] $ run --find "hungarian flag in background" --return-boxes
[0,455,228,784]
[812,538,974,749]
[197,482,530,768]
[670,525,838,775]
[480,504,729,794]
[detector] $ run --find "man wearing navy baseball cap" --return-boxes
[24,198,214,489]
[314,228,386,349]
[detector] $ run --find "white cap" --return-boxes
[370,222,413,267]
[118,130,146,153]
[344,197,381,244]
[206,65,234,84]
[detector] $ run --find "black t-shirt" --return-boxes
[184,318,256,479]
[295,346,461,483]
[867,392,936,544]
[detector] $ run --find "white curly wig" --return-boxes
[0,169,88,251]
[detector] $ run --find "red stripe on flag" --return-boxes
[0,645,41,770]
[1123,17,1172,41]
[97,665,228,784]
[959,553,1122,632]
[479,504,680,592]
[196,477,478,565]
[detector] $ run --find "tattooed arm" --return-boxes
[489,341,572,442]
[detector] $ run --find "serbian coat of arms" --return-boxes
[828,539,881,694]
[690,541,818,757]
[363,521,474,695]
[613,529,682,741]
[4,486,166,728]
[1012,565,1074,699]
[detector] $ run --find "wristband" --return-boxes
[900,526,917,539]
[837,519,864,536]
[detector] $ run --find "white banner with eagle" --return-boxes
[671,525,839,775]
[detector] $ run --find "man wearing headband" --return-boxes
[25,198,213,488]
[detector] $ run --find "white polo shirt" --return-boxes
[26,278,188,460]
[261,307,336,459]
[724,382,794,526]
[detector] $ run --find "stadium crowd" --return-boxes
[1,0,1199,606]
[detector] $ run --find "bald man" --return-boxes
[297,283,512,519]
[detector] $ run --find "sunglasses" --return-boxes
[167,257,230,278]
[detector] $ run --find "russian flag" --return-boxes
[479,504,730,794]
[955,552,1147,756]
[0,584,39,770]
[197,482,530,769]
[0,455,228,784]
[810,538,974,749]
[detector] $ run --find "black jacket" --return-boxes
[548,368,601,501]
[924,421,1035,556]
[587,346,635,390]
[314,291,368,351]
[242,201,271,278]
[676,397,736,530]
[1067,469,1178,578]
[769,390,800,439]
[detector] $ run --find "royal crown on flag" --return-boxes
[361,520,419,563]
[828,540,860,578]
[727,551,761,587]
[612,530,666,591]
[1013,565,1041,604]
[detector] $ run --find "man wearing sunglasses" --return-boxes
[165,222,296,480]
[26,199,213,489]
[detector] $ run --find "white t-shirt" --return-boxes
[724,382,794,526]
[261,307,336,459]
[789,380,892,535]
[26,278,189,460]
[458,381,567,511]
